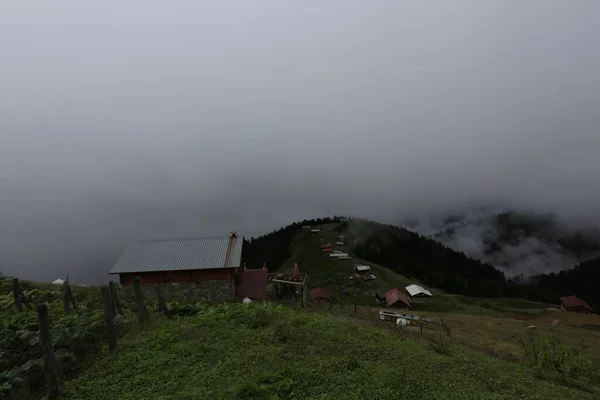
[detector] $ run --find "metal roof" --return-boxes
[559,295,594,312]
[355,265,371,271]
[405,284,433,297]
[329,252,349,257]
[385,288,411,308]
[109,236,243,274]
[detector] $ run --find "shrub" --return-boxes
[518,328,599,382]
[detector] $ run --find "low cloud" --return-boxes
[0,1,599,282]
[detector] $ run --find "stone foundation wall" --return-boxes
[120,279,235,303]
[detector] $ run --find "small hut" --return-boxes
[559,295,595,314]
[236,268,268,300]
[385,288,411,309]
[405,284,433,302]
[311,287,331,308]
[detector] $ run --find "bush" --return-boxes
[230,372,295,400]
[518,328,599,382]
[166,302,205,317]
[0,287,133,399]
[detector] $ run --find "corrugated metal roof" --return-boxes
[385,288,411,308]
[559,295,594,312]
[109,236,243,274]
[329,252,349,257]
[405,284,433,297]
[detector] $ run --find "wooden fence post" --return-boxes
[13,278,32,311]
[62,281,77,313]
[133,277,149,323]
[37,303,60,399]
[420,323,423,337]
[439,317,451,339]
[63,282,71,314]
[67,281,77,312]
[109,281,122,315]
[101,287,117,352]
[154,285,169,317]
[13,278,23,312]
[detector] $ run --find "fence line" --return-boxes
[299,301,451,339]
[22,279,451,399]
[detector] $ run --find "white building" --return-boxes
[329,252,349,258]
[355,265,371,273]
[405,284,433,300]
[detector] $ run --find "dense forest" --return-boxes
[533,257,600,310]
[244,217,599,310]
[243,216,344,270]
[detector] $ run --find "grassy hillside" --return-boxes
[247,217,600,309]
[274,223,414,305]
[61,303,599,400]
[269,221,557,316]
[415,309,600,362]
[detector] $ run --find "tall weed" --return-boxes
[518,328,598,382]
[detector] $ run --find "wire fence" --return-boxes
[293,300,451,339]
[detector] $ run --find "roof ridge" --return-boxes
[127,236,242,245]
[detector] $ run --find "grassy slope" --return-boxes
[270,222,600,362]
[274,223,555,314]
[417,311,600,362]
[275,224,414,305]
[61,303,598,400]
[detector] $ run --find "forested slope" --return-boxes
[244,217,600,309]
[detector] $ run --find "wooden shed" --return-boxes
[559,295,595,314]
[385,288,411,309]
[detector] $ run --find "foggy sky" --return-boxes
[1,1,600,282]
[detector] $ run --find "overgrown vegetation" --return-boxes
[518,327,599,386]
[0,276,131,399]
[429,330,453,356]
[61,303,599,399]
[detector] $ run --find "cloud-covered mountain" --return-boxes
[404,205,600,277]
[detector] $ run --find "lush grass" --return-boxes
[62,303,598,400]
[416,311,600,363]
